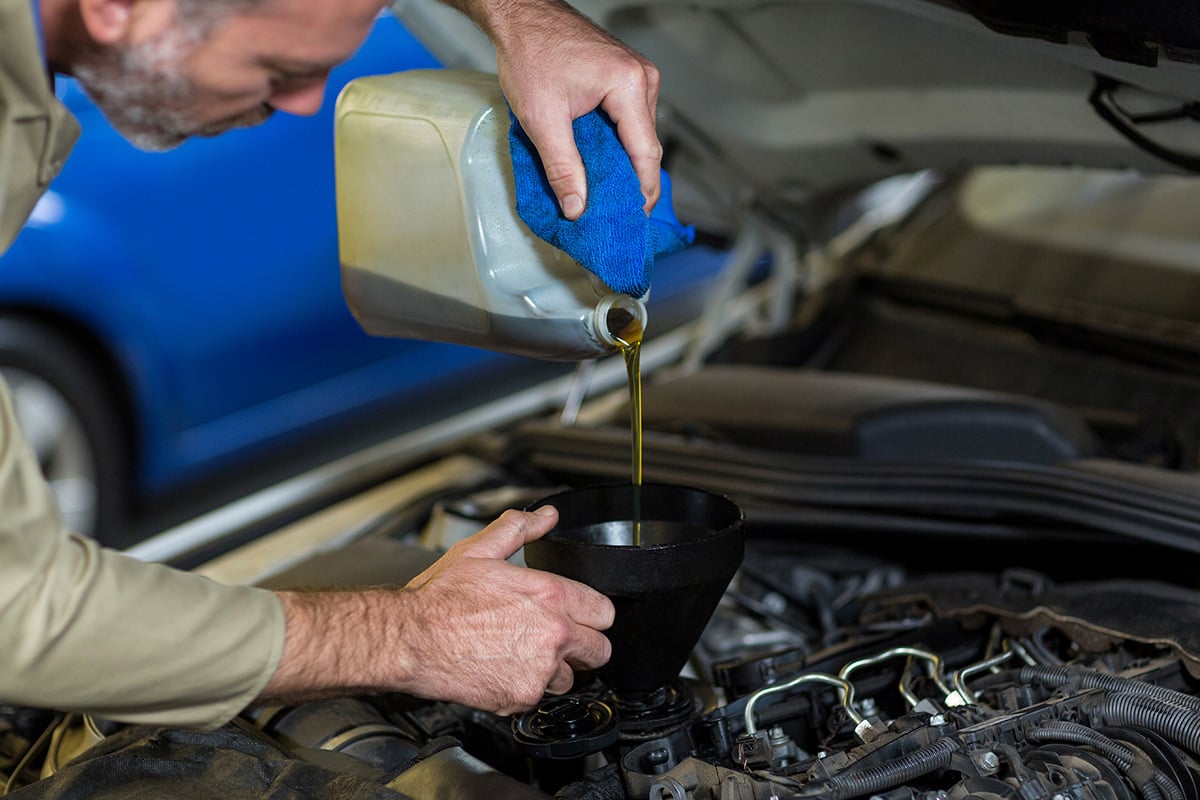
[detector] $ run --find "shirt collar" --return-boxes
[30,0,47,61]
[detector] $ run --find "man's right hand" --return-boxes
[259,507,615,715]
[445,0,663,220]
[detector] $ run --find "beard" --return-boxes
[72,24,274,151]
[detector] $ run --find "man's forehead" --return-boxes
[232,0,387,28]
[213,0,386,61]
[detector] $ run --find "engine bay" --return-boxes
[7,347,1200,799]
[199,355,1200,799]
[237,521,1200,800]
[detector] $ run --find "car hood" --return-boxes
[391,0,1200,231]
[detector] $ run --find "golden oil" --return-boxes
[613,315,644,546]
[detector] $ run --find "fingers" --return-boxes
[524,89,662,221]
[499,15,662,220]
[528,64,662,219]
[556,575,615,631]
[601,63,663,214]
[563,623,612,672]
[517,108,588,220]
[458,507,559,561]
[545,661,576,696]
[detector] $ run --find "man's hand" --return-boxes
[451,0,662,220]
[259,507,615,715]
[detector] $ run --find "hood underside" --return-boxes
[392,0,1200,229]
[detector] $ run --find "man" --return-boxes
[0,0,662,728]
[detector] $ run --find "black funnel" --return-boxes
[525,483,744,693]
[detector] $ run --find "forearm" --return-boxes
[439,0,593,53]
[258,589,410,704]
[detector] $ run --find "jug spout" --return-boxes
[594,293,647,348]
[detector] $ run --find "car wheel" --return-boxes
[0,319,129,544]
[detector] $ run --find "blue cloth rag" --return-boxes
[509,109,695,298]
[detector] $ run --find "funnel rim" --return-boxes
[528,481,743,552]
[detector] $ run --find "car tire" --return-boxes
[0,318,130,545]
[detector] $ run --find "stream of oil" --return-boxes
[615,319,644,547]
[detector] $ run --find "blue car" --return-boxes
[0,12,725,545]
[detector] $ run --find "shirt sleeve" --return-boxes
[0,381,286,729]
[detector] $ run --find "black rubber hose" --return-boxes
[1093,693,1200,761]
[1028,721,1180,800]
[798,738,959,800]
[1019,666,1200,713]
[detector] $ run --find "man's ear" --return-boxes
[77,0,135,44]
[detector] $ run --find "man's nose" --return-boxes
[268,79,329,117]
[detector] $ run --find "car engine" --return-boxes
[236,529,1200,800]
[236,363,1200,800]
[7,365,1200,800]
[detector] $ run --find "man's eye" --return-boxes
[272,69,329,87]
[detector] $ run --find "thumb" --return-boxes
[460,506,559,561]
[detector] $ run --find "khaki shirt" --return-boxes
[0,0,286,729]
[0,0,77,250]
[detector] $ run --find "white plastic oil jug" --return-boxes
[334,69,647,361]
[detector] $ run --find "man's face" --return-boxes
[73,0,386,150]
